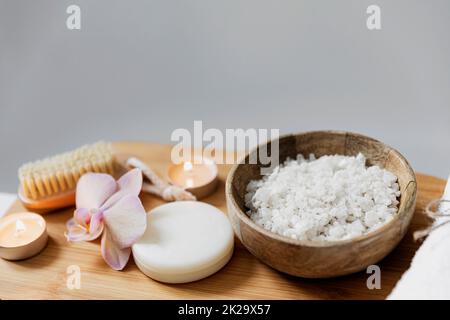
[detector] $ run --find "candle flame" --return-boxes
[183,161,193,172]
[15,219,26,233]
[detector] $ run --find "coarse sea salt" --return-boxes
[245,153,400,241]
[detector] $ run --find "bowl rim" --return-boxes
[225,130,417,248]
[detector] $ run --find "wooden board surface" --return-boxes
[0,141,446,300]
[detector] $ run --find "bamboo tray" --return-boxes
[0,141,446,299]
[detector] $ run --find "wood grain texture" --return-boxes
[0,141,446,300]
[226,131,417,278]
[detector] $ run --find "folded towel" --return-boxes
[388,175,450,299]
[0,193,17,218]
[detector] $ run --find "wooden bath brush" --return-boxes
[18,141,115,212]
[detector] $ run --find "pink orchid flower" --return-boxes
[65,168,147,270]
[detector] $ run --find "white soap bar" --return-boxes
[132,201,234,283]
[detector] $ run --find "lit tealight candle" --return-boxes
[0,212,48,260]
[168,157,219,199]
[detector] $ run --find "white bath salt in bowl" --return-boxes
[245,153,400,241]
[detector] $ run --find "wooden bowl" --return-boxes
[225,131,417,278]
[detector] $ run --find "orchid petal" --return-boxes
[76,173,117,209]
[101,229,131,270]
[74,208,90,228]
[103,194,147,249]
[117,168,143,195]
[65,218,89,241]
[101,169,142,209]
[86,212,104,240]
[66,213,104,242]
[65,218,102,242]
[89,212,103,234]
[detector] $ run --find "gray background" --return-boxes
[1,0,449,192]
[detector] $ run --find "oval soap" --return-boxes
[132,201,234,283]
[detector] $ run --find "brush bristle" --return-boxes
[18,141,115,200]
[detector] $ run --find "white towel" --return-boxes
[0,193,17,218]
[388,175,450,299]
